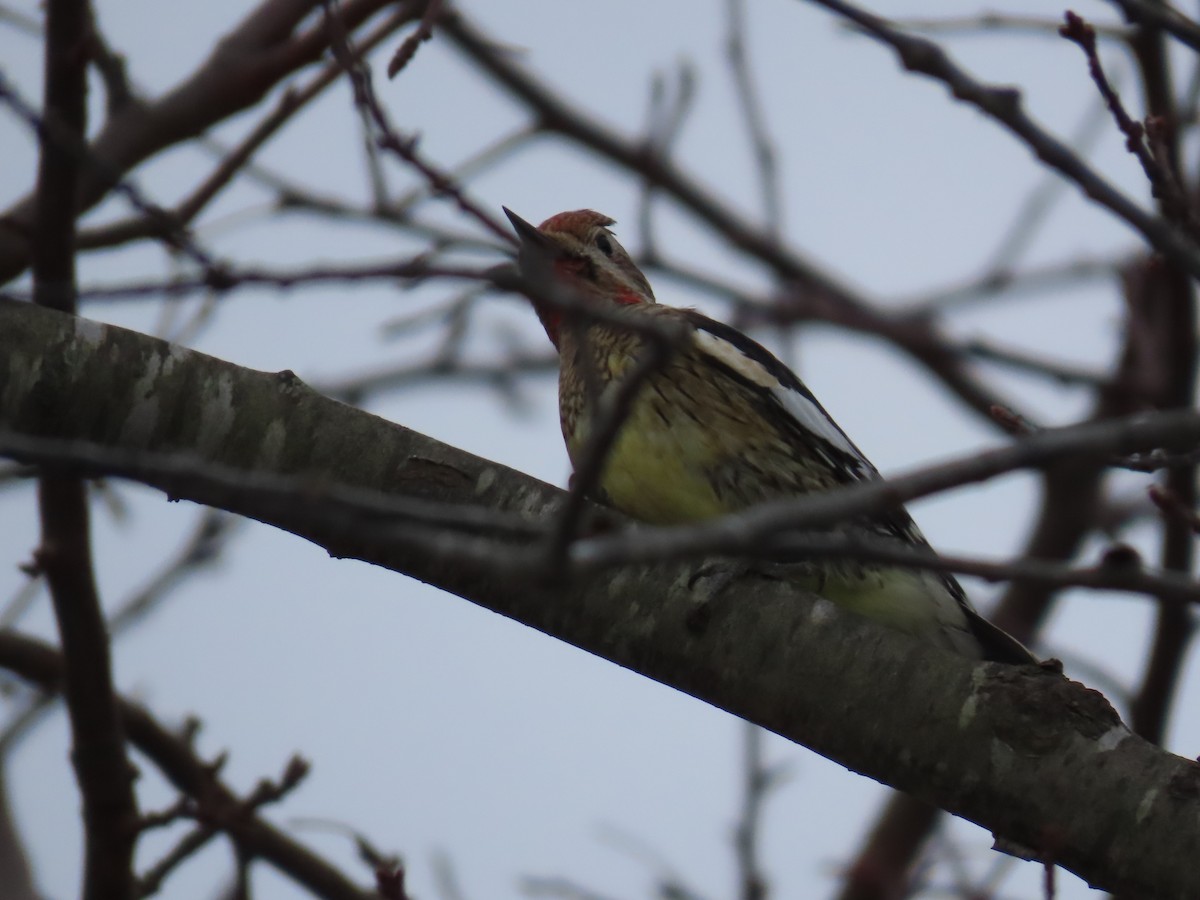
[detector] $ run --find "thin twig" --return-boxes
[431,852,467,900]
[726,0,782,237]
[1148,484,1200,534]
[38,258,486,301]
[387,122,538,215]
[1126,279,1198,740]
[386,0,442,78]
[136,822,214,898]
[0,511,239,758]
[136,754,311,897]
[894,12,1131,40]
[0,68,229,281]
[805,0,1200,280]
[0,0,417,285]
[637,61,696,259]
[734,723,777,900]
[0,575,41,631]
[322,0,513,243]
[981,73,1124,277]
[961,339,1115,389]
[86,6,135,116]
[894,256,1120,317]
[0,3,41,36]
[5,410,1200,603]
[1059,12,1194,232]
[319,351,556,406]
[76,5,417,254]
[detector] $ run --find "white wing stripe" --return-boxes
[774,386,864,459]
[692,328,865,460]
[693,328,776,387]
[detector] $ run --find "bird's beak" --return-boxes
[503,208,566,345]
[503,207,555,255]
[503,206,564,288]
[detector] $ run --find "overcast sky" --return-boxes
[0,1,1188,897]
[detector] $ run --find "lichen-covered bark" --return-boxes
[1,297,1198,897]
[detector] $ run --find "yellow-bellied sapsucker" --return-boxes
[505,207,1033,664]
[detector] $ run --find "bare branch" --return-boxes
[0,511,238,759]
[385,0,442,79]
[726,0,782,237]
[894,12,1132,41]
[895,256,1120,317]
[0,632,373,900]
[733,723,777,900]
[0,431,542,542]
[440,8,1030,430]
[32,2,139,897]
[76,5,417,255]
[804,0,1200,281]
[322,0,514,243]
[563,408,1200,576]
[0,0,417,285]
[319,352,556,407]
[17,257,489,302]
[5,302,1200,894]
[960,338,1116,390]
[636,60,696,258]
[1060,12,1194,233]
[1,67,228,278]
[0,3,41,36]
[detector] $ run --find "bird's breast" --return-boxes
[561,352,795,524]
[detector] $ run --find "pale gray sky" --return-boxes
[0,1,1186,897]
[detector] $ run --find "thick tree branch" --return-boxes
[846,237,1174,897]
[2,301,1200,896]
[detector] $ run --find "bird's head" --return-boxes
[504,207,655,346]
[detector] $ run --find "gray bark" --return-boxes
[1,297,1197,898]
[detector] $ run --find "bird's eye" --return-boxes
[595,233,614,256]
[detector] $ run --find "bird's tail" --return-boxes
[963,606,1038,665]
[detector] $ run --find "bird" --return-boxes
[503,206,1034,665]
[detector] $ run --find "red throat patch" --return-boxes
[613,288,645,306]
[536,307,563,347]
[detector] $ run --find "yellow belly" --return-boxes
[595,415,728,524]
[563,369,980,656]
[567,387,742,524]
[563,357,793,524]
